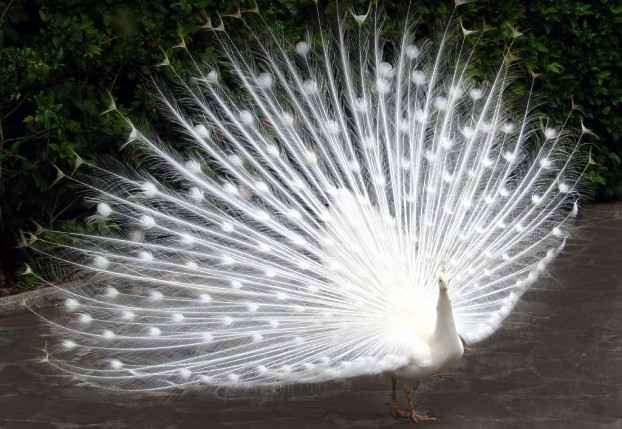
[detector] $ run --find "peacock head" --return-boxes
[438,272,449,292]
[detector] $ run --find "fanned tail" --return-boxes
[31,8,586,390]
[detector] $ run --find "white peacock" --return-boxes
[27,4,587,423]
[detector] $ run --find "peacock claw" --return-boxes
[388,401,437,423]
[389,400,409,419]
[409,410,437,423]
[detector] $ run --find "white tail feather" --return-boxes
[34,11,585,391]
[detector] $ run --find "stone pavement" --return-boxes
[1,204,621,429]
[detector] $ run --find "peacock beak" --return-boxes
[438,272,449,291]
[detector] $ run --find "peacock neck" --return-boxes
[432,287,461,347]
[399,285,463,378]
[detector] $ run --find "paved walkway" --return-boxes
[1,204,621,429]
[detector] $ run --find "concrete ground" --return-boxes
[1,204,621,429]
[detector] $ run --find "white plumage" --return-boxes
[31,8,585,392]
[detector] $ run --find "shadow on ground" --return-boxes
[1,204,622,429]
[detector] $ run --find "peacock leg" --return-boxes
[389,374,409,418]
[404,381,437,423]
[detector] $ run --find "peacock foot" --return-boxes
[389,400,410,418]
[408,409,437,423]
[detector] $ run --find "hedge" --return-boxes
[1,0,621,288]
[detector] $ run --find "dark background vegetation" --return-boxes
[0,0,621,290]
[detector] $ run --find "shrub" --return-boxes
[1,0,620,287]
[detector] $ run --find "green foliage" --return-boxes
[0,0,621,286]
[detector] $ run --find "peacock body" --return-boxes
[31,7,586,392]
